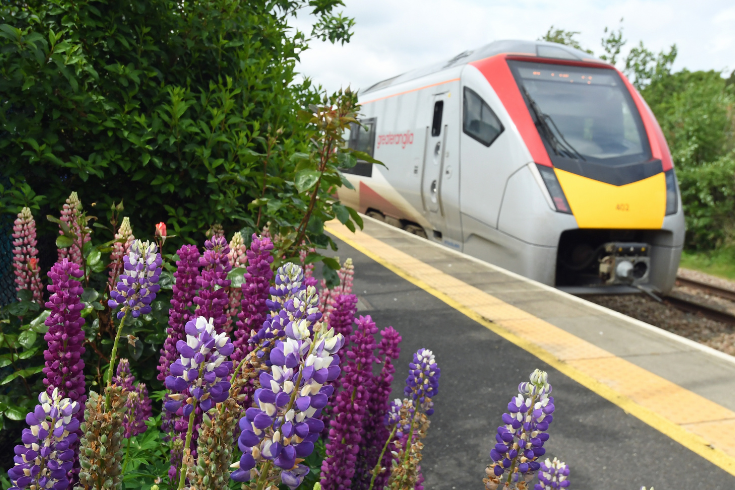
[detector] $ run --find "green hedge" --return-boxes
[0,0,354,246]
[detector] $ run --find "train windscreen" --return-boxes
[509,61,652,169]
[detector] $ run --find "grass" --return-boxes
[680,247,735,281]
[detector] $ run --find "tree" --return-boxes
[538,26,593,54]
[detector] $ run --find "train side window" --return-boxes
[344,118,376,177]
[463,88,504,147]
[431,101,444,136]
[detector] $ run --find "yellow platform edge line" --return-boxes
[326,224,735,477]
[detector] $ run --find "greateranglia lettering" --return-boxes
[377,130,414,149]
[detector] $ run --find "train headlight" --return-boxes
[665,169,678,215]
[536,164,572,214]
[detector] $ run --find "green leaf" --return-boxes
[17,289,32,302]
[337,151,357,169]
[4,405,25,421]
[81,288,99,303]
[339,171,355,190]
[322,257,340,270]
[351,150,384,166]
[56,235,74,248]
[227,267,247,288]
[346,206,364,229]
[304,253,325,265]
[295,169,321,193]
[18,347,41,360]
[159,270,174,290]
[322,264,340,289]
[30,310,50,333]
[86,249,102,267]
[332,203,350,224]
[18,330,37,349]
[7,302,30,317]
[1,366,43,385]
[90,260,106,273]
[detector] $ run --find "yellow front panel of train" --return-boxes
[555,169,666,229]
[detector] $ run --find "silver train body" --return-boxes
[337,40,686,294]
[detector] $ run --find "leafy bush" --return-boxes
[0,0,359,250]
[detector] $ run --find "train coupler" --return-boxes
[598,242,650,286]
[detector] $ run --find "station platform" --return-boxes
[325,216,735,489]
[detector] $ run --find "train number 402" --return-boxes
[616,203,630,211]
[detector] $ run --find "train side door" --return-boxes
[420,91,462,246]
[421,95,445,215]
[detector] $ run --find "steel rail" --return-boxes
[675,276,735,302]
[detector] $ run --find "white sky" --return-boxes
[293,0,735,94]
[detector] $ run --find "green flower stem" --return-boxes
[368,424,397,490]
[178,400,198,490]
[122,433,133,473]
[402,411,419,466]
[105,308,129,411]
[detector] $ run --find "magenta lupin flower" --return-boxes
[326,294,358,339]
[7,389,81,490]
[157,245,201,382]
[232,234,274,364]
[225,232,248,333]
[42,259,87,405]
[12,207,43,304]
[108,217,134,293]
[193,236,231,333]
[113,359,152,438]
[353,326,402,490]
[108,240,162,319]
[42,259,86,485]
[321,315,378,490]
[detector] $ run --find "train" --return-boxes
[337,40,685,294]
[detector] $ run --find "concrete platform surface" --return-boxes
[323,216,735,489]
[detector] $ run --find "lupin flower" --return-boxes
[113,359,152,438]
[485,370,555,489]
[76,388,126,490]
[535,458,570,490]
[108,240,162,319]
[404,349,440,413]
[57,192,90,267]
[12,207,43,304]
[353,327,402,490]
[193,236,231,333]
[42,259,87,406]
[108,217,134,293]
[321,315,378,490]
[232,234,274,364]
[164,317,234,414]
[231,273,344,489]
[327,293,358,339]
[158,245,201,382]
[7,388,80,490]
[225,232,248,333]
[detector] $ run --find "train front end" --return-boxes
[503,52,684,294]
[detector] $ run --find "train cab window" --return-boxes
[431,101,444,136]
[344,118,376,177]
[463,88,504,146]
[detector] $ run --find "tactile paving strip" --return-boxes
[326,220,735,476]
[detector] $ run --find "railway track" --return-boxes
[665,276,735,325]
